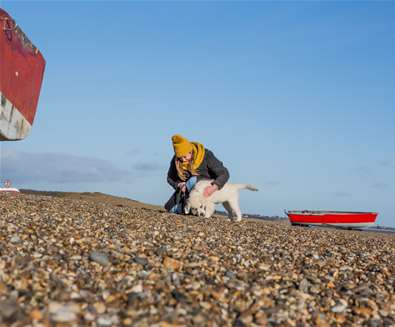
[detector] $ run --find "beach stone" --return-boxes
[89,251,110,266]
[10,235,21,244]
[127,292,145,305]
[49,302,80,322]
[97,315,113,326]
[171,290,188,303]
[0,300,19,322]
[134,256,149,266]
[225,271,236,278]
[315,314,330,327]
[156,245,168,257]
[366,319,382,327]
[131,283,143,293]
[30,309,43,321]
[257,263,270,271]
[331,300,348,313]
[84,311,96,321]
[94,303,106,314]
[299,278,310,293]
[163,257,183,271]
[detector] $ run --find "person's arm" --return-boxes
[167,158,179,190]
[206,150,229,190]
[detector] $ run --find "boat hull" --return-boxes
[286,210,378,228]
[0,8,45,141]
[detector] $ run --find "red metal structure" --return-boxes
[0,8,45,141]
[286,210,378,228]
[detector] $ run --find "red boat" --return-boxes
[0,8,46,141]
[286,210,378,228]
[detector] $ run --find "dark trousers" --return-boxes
[164,177,197,213]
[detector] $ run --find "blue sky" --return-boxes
[1,1,394,227]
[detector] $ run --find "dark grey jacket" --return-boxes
[167,149,229,190]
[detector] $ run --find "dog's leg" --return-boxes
[228,198,242,222]
[204,202,215,219]
[223,201,234,220]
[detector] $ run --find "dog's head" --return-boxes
[184,193,207,217]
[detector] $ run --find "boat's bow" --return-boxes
[0,8,46,141]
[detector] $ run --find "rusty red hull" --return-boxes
[0,8,45,140]
[286,210,378,228]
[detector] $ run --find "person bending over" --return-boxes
[165,134,229,214]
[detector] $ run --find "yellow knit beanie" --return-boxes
[172,134,193,157]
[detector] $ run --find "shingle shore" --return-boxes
[0,193,394,326]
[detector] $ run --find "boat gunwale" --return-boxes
[286,210,378,216]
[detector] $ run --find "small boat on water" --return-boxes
[285,210,378,229]
[0,8,46,141]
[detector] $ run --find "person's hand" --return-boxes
[203,184,218,198]
[177,182,187,193]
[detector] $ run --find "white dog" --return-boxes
[184,180,258,221]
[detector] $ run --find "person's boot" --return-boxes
[164,191,178,212]
[164,190,184,212]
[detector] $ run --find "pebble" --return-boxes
[89,250,110,266]
[134,256,149,266]
[131,283,143,293]
[10,235,22,244]
[49,302,80,322]
[299,278,310,293]
[0,300,19,322]
[225,271,236,279]
[331,299,348,313]
[163,256,183,271]
[97,315,113,326]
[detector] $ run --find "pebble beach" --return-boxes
[0,193,394,326]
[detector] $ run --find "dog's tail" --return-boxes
[235,184,259,192]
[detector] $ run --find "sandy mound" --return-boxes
[0,192,394,326]
[20,189,162,210]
